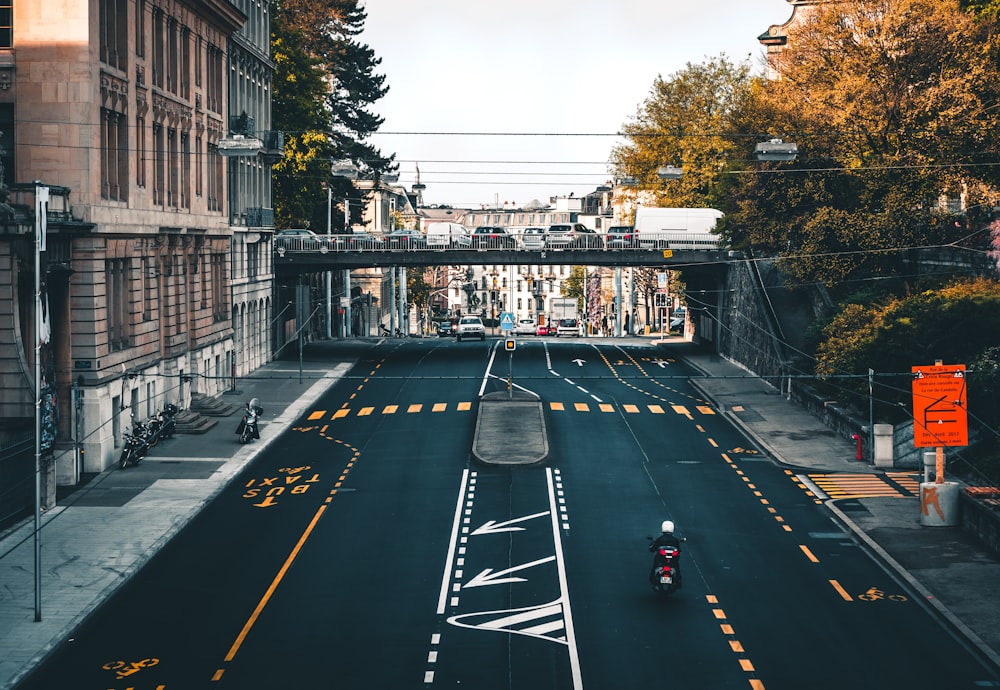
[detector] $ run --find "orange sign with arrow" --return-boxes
[911,364,968,448]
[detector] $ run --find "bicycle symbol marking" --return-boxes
[858,587,907,602]
[102,658,159,679]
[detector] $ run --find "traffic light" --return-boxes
[504,338,516,352]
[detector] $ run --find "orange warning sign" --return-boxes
[911,364,968,448]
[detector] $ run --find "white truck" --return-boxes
[632,207,724,250]
[550,297,580,336]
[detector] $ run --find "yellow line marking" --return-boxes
[706,595,719,604]
[671,405,690,416]
[225,505,327,661]
[432,403,447,412]
[550,402,565,411]
[383,405,398,414]
[574,402,590,412]
[213,668,224,680]
[308,410,325,421]
[712,608,726,619]
[408,404,422,413]
[623,404,639,413]
[708,438,718,447]
[457,402,472,411]
[332,409,349,419]
[829,579,853,601]
[648,404,665,414]
[799,545,819,563]
[358,407,374,416]
[720,624,734,634]
[697,405,715,415]
[730,640,744,652]
[599,403,614,412]
[740,659,755,672]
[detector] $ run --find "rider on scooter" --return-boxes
[649,520,683,588]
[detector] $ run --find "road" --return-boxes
[15,338,998,689]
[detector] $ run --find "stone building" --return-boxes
[0,0,277,510]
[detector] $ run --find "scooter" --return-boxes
[119,415,150,470]
[647,537,684,595]
[379,324,391,337]
[237,403,262,443]
[158,403,179,439]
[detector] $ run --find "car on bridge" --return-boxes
[385,228,427,250]
[471,226,516,249]
[605,225,637,249]
[546,223,603,249]
[275,228,335,252]
[334,231,383,250]
[519,226,546,250]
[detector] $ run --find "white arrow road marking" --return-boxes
[653,359,667,368]
[471,511,551,535]
[463,556,556,588]
[572,358,586,366]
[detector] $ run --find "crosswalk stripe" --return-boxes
[550,402,565,411]
[623,404,639,413]
[408,404,422,413]
[599,403,614,412]
[308,410,326,420]
[332,409,349,419]
[318,401,724,420]
[432,403,447,412]
[358,407,374,416]
[457,402,472,411]
[648,405,665,414]
[383,405,398,414]
[574,403,589,412]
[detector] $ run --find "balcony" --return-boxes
[246,207,275,228]
[261,130,285,162]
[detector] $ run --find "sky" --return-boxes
[360,0,795,210]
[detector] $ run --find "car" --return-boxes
[471,226,516,249]
[515,318,536,335]
[605,225,637,249]
[274,228,334,252]
[535,324,549,336]
[455,315,486,341]
[385,228,427,250]
[555,318,579,336]
[519,226,546,250]
[436,321,454,337]
[669,308,687,331]
[426,222,472,248]
[545,223,603,249]
[335,231,383,250]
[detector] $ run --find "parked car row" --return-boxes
[275,223,710,252]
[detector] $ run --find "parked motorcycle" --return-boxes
[379,324,391,337]
[119,415,150,470]
[236,399,263,443]
[158,403,179,439]
[647,536,684,595]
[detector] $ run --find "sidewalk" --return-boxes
[672,339,1000,674]
[0,353,353,690]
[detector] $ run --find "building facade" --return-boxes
[0,0,277,505]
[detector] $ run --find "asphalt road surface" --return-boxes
[16,338,998,689]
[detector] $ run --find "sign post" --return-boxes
[911,361,967,527]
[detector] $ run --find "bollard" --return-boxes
[919,481,960,527]
[852,434,863,461]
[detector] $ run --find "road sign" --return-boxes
[504,338,516,352]
[500,312,514,331]
[911,364,968,447]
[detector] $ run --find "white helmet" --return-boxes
[661,520,675,534]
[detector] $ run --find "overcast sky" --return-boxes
[360,0,794,209]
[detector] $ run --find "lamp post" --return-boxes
[328,160,358,338]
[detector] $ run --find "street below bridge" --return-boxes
[10,338,999,690]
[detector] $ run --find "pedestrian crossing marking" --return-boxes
[807,473,920,499]
[317,401,723,420]
[697,406,715,415]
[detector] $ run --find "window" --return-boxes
[107,258,130,351]
[180,27,191,99]
[0,1,13,49]
[135,0,145,57]
[100,107,128,202]
[167,127,177,207]
[141,256,153,321]
[207,142,222,211]
[99,0,127,70]
[152,9,164,88]
[180,131,190,209]
[166,18,177,94]
[211,253,227,321]
[152,123,164,205]
[0,104,13,187]
[136,114,146,187]
[195,135,203,196]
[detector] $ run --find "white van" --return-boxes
[633,207,723,249]
[426,222,472,248]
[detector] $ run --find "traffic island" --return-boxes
[473,390,548,465]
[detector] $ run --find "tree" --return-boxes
[610,56,755,212]
[730,0,1000,288]
[271,0,394,229]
